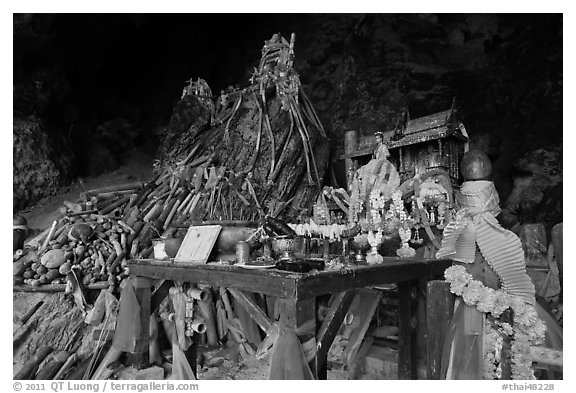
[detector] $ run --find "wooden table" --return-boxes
[127,257,451,379]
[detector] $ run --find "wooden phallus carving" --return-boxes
[154,33,329,223]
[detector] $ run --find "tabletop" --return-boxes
[128,257,452,299]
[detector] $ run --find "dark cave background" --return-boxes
[13,13,563,229]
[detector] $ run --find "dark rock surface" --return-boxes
[502,145,562,232]
[292,15,562,194]
[13,14,562,213]
[13,117,73,210]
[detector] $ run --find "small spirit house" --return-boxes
[342,108,469,190]
[385,108,469,184]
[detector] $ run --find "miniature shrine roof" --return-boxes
[339,109,469,160]
[383,109,468,150]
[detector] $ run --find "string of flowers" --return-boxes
[444,265,546,380]
[386,191,415,258]
[484,320,504,379]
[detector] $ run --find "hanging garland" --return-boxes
[389,191,415,258]
[444,265,547,380]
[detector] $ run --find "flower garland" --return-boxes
[366,230,384,265]
[388,191,416,258]
[484,321,504,379]
[348,173,363,226]
[444,265,546,380]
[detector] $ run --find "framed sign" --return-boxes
[174,225,222,264]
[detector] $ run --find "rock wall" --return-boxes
[502,146,562,231]
[13,14,562,217]
[13,117,73,211]
[293,15,562,183]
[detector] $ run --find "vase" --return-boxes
[165,236,184,258]
[367,231,384,265]
[211,222,258,261]
[352,235,370,264]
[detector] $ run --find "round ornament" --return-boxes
[460,150,492,180]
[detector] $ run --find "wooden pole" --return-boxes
[398,280,419,379]
[551,223,563,279]
[344,130,358,190]
[52,353,78,380]
[198,290,219,346]
[91,346,123,380]
[315,290,356,379]
[230,292,264,346]
[157,199,177,227]
[64,356,91,380]
[219,287,234,319]
[39,220,58,253]
[228,288,273,333]
[170,288,189,351]
[14,282,109,293]
[19,301,44,325]
[84,182,144,198]
[100,195,132,215]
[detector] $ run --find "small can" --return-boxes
[236,241,250,264]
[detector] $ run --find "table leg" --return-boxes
[315,290,357,380]
[278,297,317,378]
[228,289,273,333]
[130,276,153,370]
[265,295,278,320]
[398,279,419,379]
[150,279,172,313]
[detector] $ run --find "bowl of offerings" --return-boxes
[271,235,296,261]
[352,234,371,264]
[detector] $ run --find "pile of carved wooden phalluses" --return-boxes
[13,184,153,291]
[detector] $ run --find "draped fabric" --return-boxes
[356,156,400,201]
[533,301,563,378]
[441,299,563,380]
[267,319,317,380]
[269,326,314,380]
[112,279,141,352]
[375,161,400,200]
[441,299,485,380]
[437,181,536,305]
[172,342,197,380]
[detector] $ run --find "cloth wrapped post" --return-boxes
[112,279,141,352]
[269,325,315,380]
[436,180,559,380]
[441,300,485,380]
[172,342,196,380]
[262,318,316,380]
[437,181,536,305]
